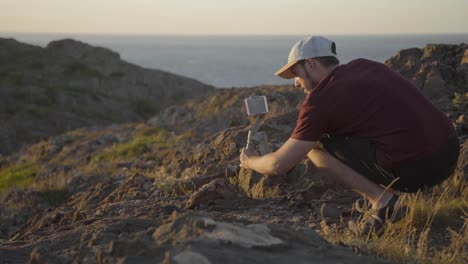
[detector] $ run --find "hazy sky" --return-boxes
[1,0,467,35]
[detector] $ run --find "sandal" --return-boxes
[354,197,371,213]
[350,195,409,236]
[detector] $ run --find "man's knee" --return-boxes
[307,145,329,166]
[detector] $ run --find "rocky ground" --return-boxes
[0,43,467,263]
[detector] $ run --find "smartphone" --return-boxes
[243,96,269,116]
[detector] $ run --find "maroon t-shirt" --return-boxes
[291,59,455,170]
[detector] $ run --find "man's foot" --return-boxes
[354,197,371,213]
[354,192,397,214]
[349,195,409,236]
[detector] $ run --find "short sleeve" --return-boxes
[291,94,328,141]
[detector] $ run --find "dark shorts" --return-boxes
[319,133,460,193]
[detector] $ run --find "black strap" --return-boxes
[377,195,399,220]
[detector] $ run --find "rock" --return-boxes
[423,75,446,98]
[456,64,468,86]
[152,214,283,248]
[150,213,387,263]
[132,160,158,170]
[385,48,423,78]
[186,178,239,209]
[238,169,285,199]
[455,115,468,135]
[462,49,468,64]
[65,175,104,193]
[170,175,225,196]
[202,218,284,248]
[422,44,464,66]
[173,251,211,264]
[103,173,154,203]
[147,106,193,128]
[30,245,69,264]
[385,43,468,116]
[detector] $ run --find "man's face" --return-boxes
[290,59,320,94]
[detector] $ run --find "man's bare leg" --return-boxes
[307,147,395,210]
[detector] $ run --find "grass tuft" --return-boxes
[92,127,170,163]
[322,171,467,264]
[0,163,38,193]
[453,92,468,109]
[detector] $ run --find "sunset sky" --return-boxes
[1,0,467,35]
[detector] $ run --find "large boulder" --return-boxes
[385,43,468,123]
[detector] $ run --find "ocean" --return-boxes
[2,33,468,88]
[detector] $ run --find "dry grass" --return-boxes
[322,172,467,264]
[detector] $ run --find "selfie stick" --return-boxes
[244,96,271,155]
[246,117,261,150]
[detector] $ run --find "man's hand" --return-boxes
[239,148,259,169]
[239,138,318,175]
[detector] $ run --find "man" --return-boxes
[239,36,460,228]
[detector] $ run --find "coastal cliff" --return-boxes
[0,38,214,155]
[0,41,466,263]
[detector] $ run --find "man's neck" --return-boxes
[323,65,338,76]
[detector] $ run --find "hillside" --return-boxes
[0,38,214,155]
[0,43,467,263]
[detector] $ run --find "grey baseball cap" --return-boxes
[275,36,337,79]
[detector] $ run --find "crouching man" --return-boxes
[240,36,460,229]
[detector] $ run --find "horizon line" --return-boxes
[2,31,468,37]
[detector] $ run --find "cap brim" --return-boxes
[274,60,298,79]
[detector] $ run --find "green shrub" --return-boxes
[453,92,467,109]
[92,128,170,163]
[0,163,38,193]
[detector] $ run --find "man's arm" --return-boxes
[240,138,318,175]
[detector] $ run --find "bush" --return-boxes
[0,163,37,193]
[453,92,467,109]
[92,128,170,163]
